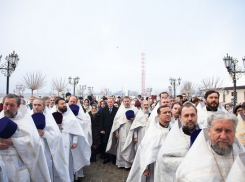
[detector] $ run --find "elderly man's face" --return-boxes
[45,99,50,107]
[68,97,77,106]
[124,99,130,108]
[50,97,55,106]
[3,98,19,118]
[208,119,235,155]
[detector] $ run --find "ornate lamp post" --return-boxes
[78,85,86,96]
[169,77,181,98]
[223,54,245,105]
[0,51,20,94]
[68,76,80,95]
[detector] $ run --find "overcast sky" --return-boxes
[0,0,245,96]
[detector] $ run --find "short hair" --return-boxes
[70,95,78,102]
[34,98,45,107]
[171,102,182,109]
[176,95,183,99]
[42,96,50,102]
[204,90,220,99]
[207,111,238,130]
[55,98,65,105]
[192,97,200,103]
[123,96,130,100]
[241,102,245,110]
[179,102,197,116]
[159,92,169,98]
[101,100,106,105]
[3,94,21,107]
[182,93,186,96]
[157,105,170,114]
[91,104,98,108]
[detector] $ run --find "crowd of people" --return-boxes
[0,90,245,182]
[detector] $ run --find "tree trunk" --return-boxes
[31,89,33,96]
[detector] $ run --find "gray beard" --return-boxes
[211,142,233,156]
[125,105,130,108]
[143,109,149,114]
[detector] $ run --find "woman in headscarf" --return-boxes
[88,104,101,162]
[84,98,91,113]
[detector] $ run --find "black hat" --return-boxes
[65,92,71,97]
[31,113,46,130]
[52,112,63,124]
[0,117,18,139]
[78,97,83,100]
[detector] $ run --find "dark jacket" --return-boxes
[100,106,118,143]
[89,111,101,146]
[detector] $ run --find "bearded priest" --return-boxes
[175,111,245,181]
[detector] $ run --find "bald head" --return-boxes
[68,96,77,106]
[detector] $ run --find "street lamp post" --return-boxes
[223,54,245,105]
[0,51,20,94]
[169,77,181,98]
[68,76,80,95]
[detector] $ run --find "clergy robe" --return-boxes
[51,105,90,182]
[155,120,190,181]
[0,155,8,182]
[197,101,227,129]
[0,106,51,182]
[146,103,159,131]
[106,104,137,168]
[126,117,170,182]
[174,128,245,182]
[226,152,245,182]
[121,109,149,163]
[30,107,70,182]
[236,112,245,147]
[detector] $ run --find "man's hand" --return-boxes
[143,169,151,177]
[100,131,105,134]
[0,138,13,146]
[0,142,9,150]
[115,133,119,139]
[38,129,44,137]
[134,138,138,143]
[71,143,77,149]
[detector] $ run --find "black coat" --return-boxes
[88,112,101,146]
[100,106,118,143]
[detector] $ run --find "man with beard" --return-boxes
[106,96,137,169]
[155,102,199,181]
[159,92,169,100]
[175,111,245,181]
[197,90,227,129]
[127,105,171,182]
[49,96,55,109]
[0,94,51,182]
[121,100,151,163]
[42,96,50,108]
[32,98,70,182]
[51,98,84,182]
[171,102,182,122]
[65,92,71,103]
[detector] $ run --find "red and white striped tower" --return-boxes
[141,53,146,96]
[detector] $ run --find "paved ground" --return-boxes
[82,158,130,182]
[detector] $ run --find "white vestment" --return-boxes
[146,103,159,131]
[51,105,90,181]
[197,102,227,129]
[0,106,51,182]
[121,109,149,163]
[174,128,245,182]
[0,155,8,182]
[236,113,245,147]
[30,108,70,182]
[126,117,170,182]
[226,152,245,182]
[155,120,190,181]
[106,104,137,168]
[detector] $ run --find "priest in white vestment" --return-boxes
[155,102,199,181]
[68,96,91,181]
[0,155,8,182]
[126,105,171,182]
[197,90,227,129]
[121,100,150,163]
[0,94,51,182]
[51,98,90,182]
[31,99,70,182]
[106,96,137,169]
[175,111,245,181]
[226,152,245,182]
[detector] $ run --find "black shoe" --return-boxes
[103,159,110,164]
[93,153,97,162]
[112,161,116,165]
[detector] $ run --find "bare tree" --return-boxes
[180,80,196,99]
[51,77,68,96]
[200,76,224,92]
[22,71,46,96]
